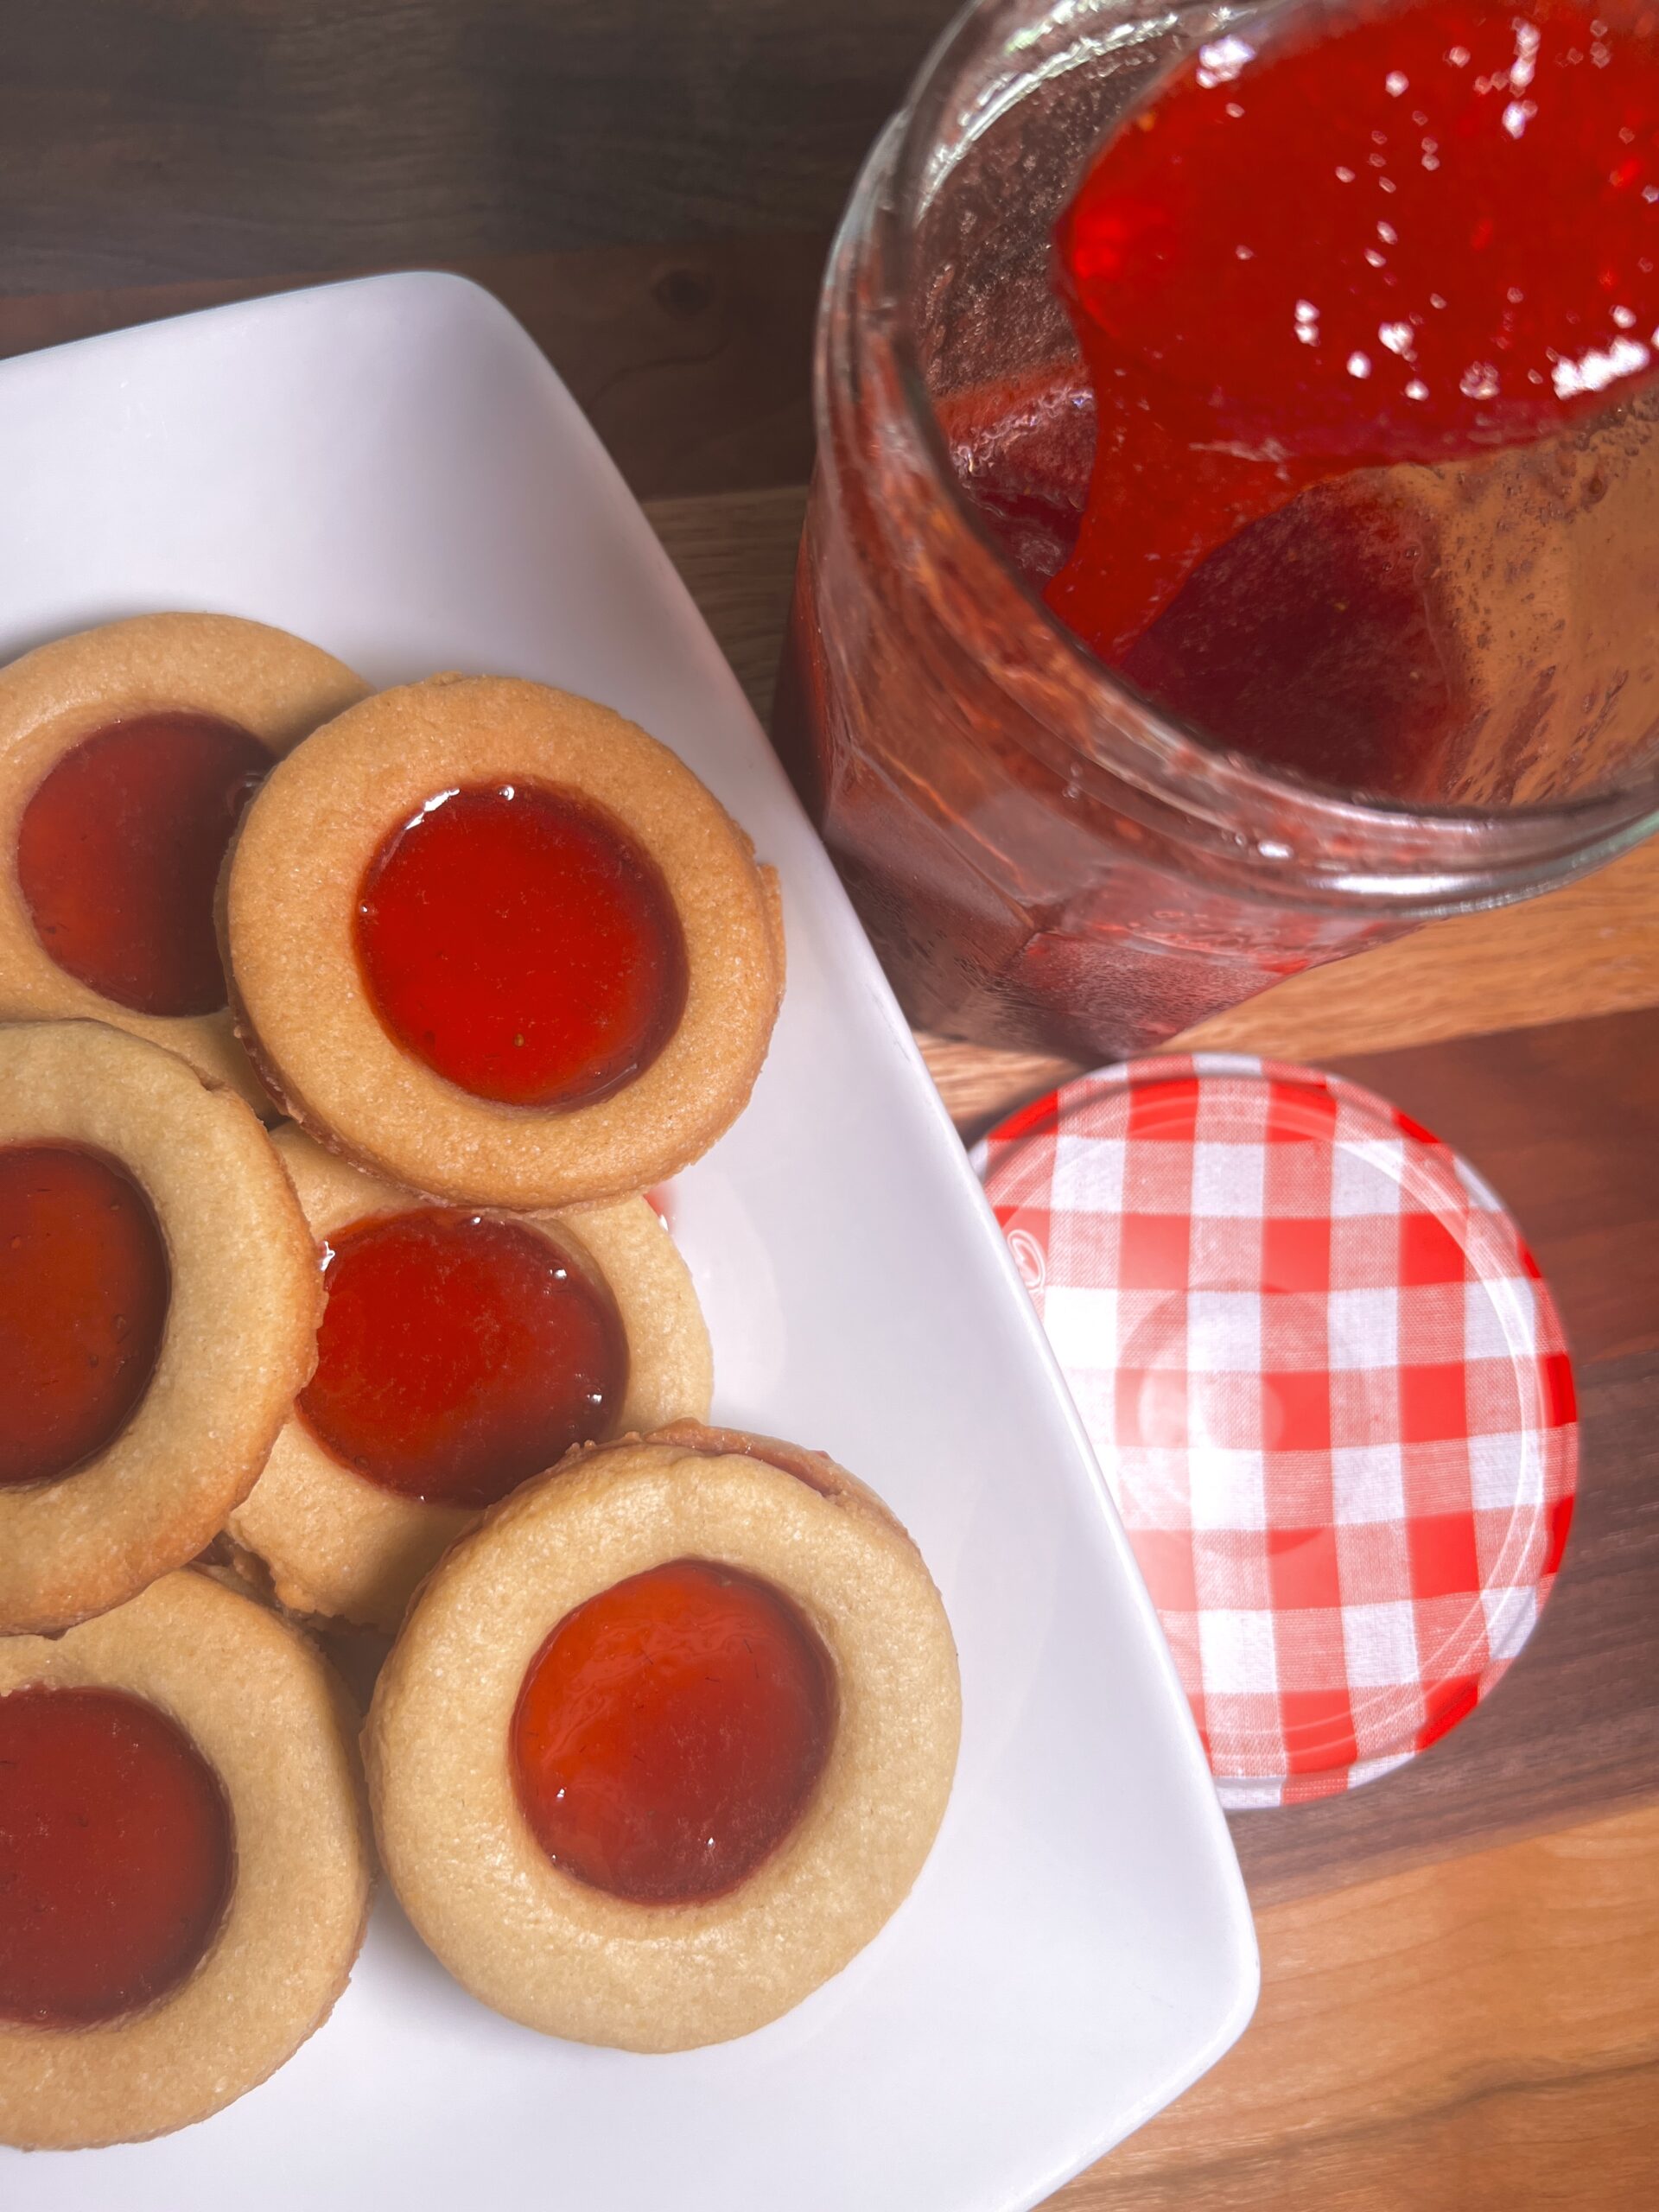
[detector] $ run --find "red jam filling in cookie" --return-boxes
[353,783,689,1109]
[297,1209,629,1510]
[0,1685,233,2028]
[17,712,270,1017]
[0,1143,170,1490]
[510,1559,835,1904]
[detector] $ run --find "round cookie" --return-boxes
[223,675,785,1208]
[0,614,367,1103]
[0,1569,373,2149]
[0,1020,321,1635]
[230,1129,714,1633]
[365,1423,960,2051]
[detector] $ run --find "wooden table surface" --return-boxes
[9,4,1658,2203]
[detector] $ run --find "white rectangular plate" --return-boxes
[0,274,1255,2212]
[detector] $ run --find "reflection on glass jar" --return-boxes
[773,0,1659,1062]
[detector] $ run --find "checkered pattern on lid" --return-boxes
[976,1055,1577,1808]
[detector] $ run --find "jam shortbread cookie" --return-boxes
[0,1020,320,1636]
[0,1569,372,2149]
[0,614,366,1102]
[365,1423,959,2051]
[224,676,785,1208]
[229,1129,714,1634]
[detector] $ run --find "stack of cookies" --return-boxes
[0,615,958,2150]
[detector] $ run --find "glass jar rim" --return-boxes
[861,0,1659,886]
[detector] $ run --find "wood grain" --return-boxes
[0,244,826,501]
[1179,842,1659,1062]
[1057,1802,1659,2210]
[1331,1010,1659,1371]
[648,485,810,690]
[0,0,950,289]
[915,789,1659,1129]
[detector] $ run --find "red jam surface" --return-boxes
[0,1144,169,1490]
[0,1686,232,2028]
[297,1208,629,1509]
[1049,0,1659,663]
[17,711,270,1017]
[353,782,689,1109]
[510,1558,836,1904]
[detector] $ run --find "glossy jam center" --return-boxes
[297,1208,629,1509]
[0,1687,233,2028]
[17,711,270,1017]
[1050,0,1659,660]
[0,1144,170,1490]
[510,1558,836,1904]
[353,782,689,1109]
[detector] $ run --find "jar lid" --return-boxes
[975,1054,1578,1808]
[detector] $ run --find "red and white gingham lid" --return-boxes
[976,1055,1578,1808]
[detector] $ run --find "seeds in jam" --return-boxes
[17,711,270,1017]
[0,1686,233,2028]
[510,1559,835,1904]
[353,782,689,1109]
[297,1208,629,1509]
[0,1143,170,1489]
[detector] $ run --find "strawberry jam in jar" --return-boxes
[774,0,1659,1060]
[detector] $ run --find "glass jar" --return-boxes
[772,0,1659,1062]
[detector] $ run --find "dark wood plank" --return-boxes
[0,0,952,289]
[647,485,808,688]
[1226,1007,1659,1902]
[0,240,825,500]
[1329,1010,1659,1370]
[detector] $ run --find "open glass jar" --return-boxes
[772,0,1659,1061]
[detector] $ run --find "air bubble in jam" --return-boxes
[946,0,1659,797]
[1052,0,1659,653]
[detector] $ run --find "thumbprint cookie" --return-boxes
[365,1423,959,2050]
[224,676,784,1207]
[0,1020,320,1635]
[0,1569,372,2148]
[230,1129,713,1633]
[0,614,366,1103]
